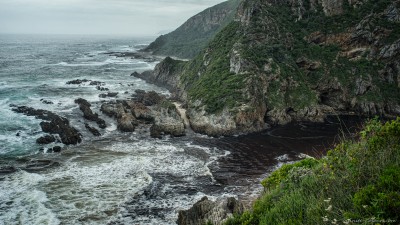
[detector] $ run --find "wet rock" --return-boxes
[177,197,244,225]
[96,86,109,91]
[51,146,62,153]
[40,120,82,145]
[99,92,119,98]
[131,71,140,76]
[89,81,104,86]
[66,79,90,85]
[0,166,17,175]
[11,105,82,145]
[117,113,137,132]
[23,160,60,172]
[124,101,153,121]
[36,135,56,144]
[101,102,138,132]
[40,99,54,104]
[85,123,101,136]
[75,98,107,129]
[135,90,165,106]
[100,103,117,117]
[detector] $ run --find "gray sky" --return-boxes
[0,0,227,36]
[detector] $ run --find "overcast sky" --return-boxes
[0,0,227,36]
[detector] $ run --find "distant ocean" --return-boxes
[0,34,356,225]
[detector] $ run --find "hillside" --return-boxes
[226,118,400,224]
[142,0,241,59]
[136,0,400,136]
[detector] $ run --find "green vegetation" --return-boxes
[225,118,400,225]
[182,21,245,113]
[144,0,241,59]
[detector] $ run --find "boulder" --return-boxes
[135,90,165,106]
[51,146,62,153]
[99,92,118,98]
[124,101,153,121]
[66,79,90,85]
[150,102,185,138]
[117,113,137,132]
[36,135,56,144]
[177,197,244,225]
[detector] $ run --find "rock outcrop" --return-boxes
[137,0,400,137]
[75,98,107,129]
[100,91,186,137]
[11,105,82,145]
[150,102,186,138]
[177,197,244,225]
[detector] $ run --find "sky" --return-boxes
[0,0,227,36]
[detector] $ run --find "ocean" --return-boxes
[0,34,361,225]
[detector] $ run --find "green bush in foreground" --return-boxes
[226,118,400,225]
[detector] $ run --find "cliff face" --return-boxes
[142,0,241,59]
[138,0,400,136]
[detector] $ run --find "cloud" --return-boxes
[0,0,228,35]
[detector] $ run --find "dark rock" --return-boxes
[96,86,109,91]
[75,98,107,129]
[131,71,140,76]
[85,123,101,136]
[99,92,119,98]
[0,166,17,175]
[36,135,56,144]
[16,132,20,137]
[52,146,62,153]
[40,99,54,104]
[23,160,60,172]
[66,79,90,85]
[134,90,164,106]
[89,81,104,86]
[177,197,244,225]
[40,120,82,145]
[11,105,82,145]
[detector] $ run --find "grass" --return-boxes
[225,117,400,225]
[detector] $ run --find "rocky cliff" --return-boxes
[142,0,241,59]
[137,0,400,136]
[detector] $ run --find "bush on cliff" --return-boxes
[225,118,400,225]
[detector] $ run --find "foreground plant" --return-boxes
[226,118,400,225]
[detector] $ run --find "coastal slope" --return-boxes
[142,0,241,59]
[137,0,400,136]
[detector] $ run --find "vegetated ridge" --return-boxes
[136,0,400,137]
[142,0,241,59]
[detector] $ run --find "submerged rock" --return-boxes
[85,123,101,136]
[66,79,91,85]
[99,92,118,98]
